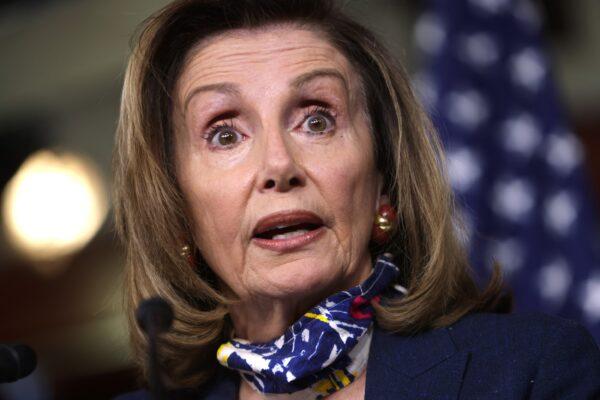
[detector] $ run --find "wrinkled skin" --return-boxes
[173,24,384,346]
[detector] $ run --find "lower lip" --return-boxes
[251,226,326,252]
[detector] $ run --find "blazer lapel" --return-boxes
[365,324,469,400]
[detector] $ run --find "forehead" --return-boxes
[175,24,361,104]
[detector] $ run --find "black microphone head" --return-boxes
[0,344,37,383]
[135,296,174,335]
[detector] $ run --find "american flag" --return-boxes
[413,0,600,342]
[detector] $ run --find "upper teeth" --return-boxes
[272,229,309,240]
[262,224,297,234]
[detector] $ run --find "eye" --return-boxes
[204,120,245,149]
[301,105,336,135]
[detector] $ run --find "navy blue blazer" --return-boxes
[115,312,600,399]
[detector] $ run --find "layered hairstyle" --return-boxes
[113,0,509,389]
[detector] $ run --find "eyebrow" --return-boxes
[183,68,349,111]
[290,68,349,92]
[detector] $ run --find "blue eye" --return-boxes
[302,105,335,134]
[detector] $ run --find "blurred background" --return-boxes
[0,0,598,398]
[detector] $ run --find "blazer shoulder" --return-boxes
[448,312,600,398]
[448,311,598,351]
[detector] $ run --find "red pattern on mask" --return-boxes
[350,295,381,319]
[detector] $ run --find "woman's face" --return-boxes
[173,25,383,303]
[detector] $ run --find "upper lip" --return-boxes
[252,209,324,238]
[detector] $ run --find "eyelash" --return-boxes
[203,119,239,148]
[302,105,336,134]
[202,104,337,149]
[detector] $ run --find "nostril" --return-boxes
[289,177,300,186]
[265,179,276,189]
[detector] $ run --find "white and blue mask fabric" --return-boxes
[216,254,403,399]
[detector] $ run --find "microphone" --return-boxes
[136,297,174,400]
[0,343,37,383]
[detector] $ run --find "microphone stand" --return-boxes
[0,344,37,383]
[136,297,174,400]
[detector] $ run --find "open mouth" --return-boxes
[251,210,326,251]
[253,222,323,240]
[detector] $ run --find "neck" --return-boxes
[228,255,374,342]
[229,297,312,342]
[219,254,400,399]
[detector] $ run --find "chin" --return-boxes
[249,251,343,301]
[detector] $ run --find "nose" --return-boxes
[257,129,305,192]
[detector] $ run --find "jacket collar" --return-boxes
[365,323,469,399]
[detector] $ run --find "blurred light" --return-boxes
[2,150,108,263]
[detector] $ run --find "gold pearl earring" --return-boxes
[180,244,194,265]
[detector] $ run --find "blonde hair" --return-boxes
[113,0,508,389]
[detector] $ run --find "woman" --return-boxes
[113,0,600,399]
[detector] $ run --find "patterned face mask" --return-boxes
[217,254,402,399]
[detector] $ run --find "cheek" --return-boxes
[309,143,379,229]
[196,185,243,237]
[178,161,251,264]
[186,179,251,291]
